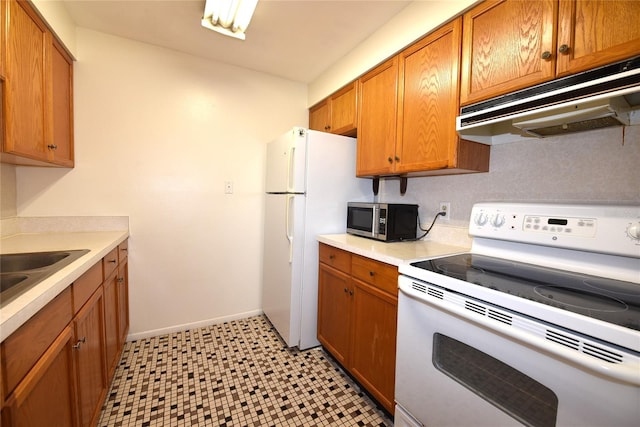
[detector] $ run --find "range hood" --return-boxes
[457,56,640,144]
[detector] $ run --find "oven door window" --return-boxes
[433,333,558,427]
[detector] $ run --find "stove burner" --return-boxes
[534,285,629,313]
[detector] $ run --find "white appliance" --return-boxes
[395,202,640,427]
[262,127,369,350]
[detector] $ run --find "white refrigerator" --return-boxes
[262,127,369,350]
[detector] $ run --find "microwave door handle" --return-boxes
[371,205,377,238]
[285,195,294,263]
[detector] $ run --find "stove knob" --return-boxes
[491,214,506,228]
[627,222,640,241]
[474,212,489,226]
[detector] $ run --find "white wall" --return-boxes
[16,28,308,339]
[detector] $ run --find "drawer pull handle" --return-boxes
[108,259,117,264]
[121,248,128,252]
[329,255,335,260]
[369,271,375,276]
[73,337,86,349]
[117,277,125,283]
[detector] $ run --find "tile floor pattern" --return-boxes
[99,315,392,426]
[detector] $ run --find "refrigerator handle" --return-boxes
[285,194,294,263]
[287,146,295,192]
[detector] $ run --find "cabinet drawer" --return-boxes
[103,247,118,278]
[1,287,73,396]
[118,239,129,263]
[319,243,351,274]
[72,261,103,313]
[352,255,398,295]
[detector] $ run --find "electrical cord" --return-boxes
[401,211,446,241]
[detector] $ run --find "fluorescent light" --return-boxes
[201,0,258,40]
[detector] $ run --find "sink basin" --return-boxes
[0,274,28,292]
[1,251,73,273]
[0,249,90,306]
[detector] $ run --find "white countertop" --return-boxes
[1,229,129,342]
[317,234,469,266]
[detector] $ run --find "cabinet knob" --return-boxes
[47,144,58,150]
[329,254,335,260]
[387,156,393,163]
[541,51,552,60]
[73,337,86,349]
[344,287,348,293]
[395,156,400,162]
[558,44,570,54]
[369,271,375,277]
[349,290,353,296]
[117,277,125,283]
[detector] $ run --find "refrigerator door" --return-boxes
[262,193,306,347]
[265,127,307,194]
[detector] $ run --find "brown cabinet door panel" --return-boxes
[396,19,462,173]
[350,280,397,414]
[556,0,640,77]
[460,0,556,105]
[317,264,352,365]
[357,58,398,176]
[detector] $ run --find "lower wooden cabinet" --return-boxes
[0,239,130,426]
[73,288,107,427]
[2,326,77,427]
[317,243,398,414]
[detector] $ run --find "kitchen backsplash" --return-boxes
[377,125,640,230]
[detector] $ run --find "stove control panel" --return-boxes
[470,203,640,258]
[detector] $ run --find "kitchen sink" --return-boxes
[0,249,89,306]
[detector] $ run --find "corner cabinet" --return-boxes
[357,18,489,178]
[317,243,398,415]
[309,81,358,137]
[1,239,130,427]
[460,0,640,106]
[1,0,74,167]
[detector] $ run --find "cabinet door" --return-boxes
[556,0,640,77]
[103,270,119,379]
[317,263,352,366]
[396,19,462,173]
[117,258,130,346]
[460,0,557,106]
[4,0,50,161]
[309,99,330,132]
[357,57,398,176]
[4,326,78,427]
[50,38,74,167]
[74,288,107,427]
[329,82,357,136]
[350,279,397,414]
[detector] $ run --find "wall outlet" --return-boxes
[224,181,233,194]
[439,202,451,221]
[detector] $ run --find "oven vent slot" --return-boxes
[465,300,486,316]
[487,309,513,325]
[582,342,623,364]
[546,330,580,350]
[427,287,444,299]
[411,282,427,294]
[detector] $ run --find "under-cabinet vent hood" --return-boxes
[457,56,640,144]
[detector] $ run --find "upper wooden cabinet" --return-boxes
[309,81,357,136]
[1,0,74,167]
[357,19,489,178]
[460,0,640,106]
[356,57,398,176]
[556,0,640,77]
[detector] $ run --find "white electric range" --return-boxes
[395,202,640,427]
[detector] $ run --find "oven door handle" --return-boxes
[400,283,640,386]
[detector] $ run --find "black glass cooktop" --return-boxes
[411,254,640,331]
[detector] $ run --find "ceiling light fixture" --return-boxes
[201,0,259,40]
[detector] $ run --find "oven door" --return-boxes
[395,276,640,427]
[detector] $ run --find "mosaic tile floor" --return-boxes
[99,315,392,426]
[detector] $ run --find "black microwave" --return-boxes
[347,202,419,242]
